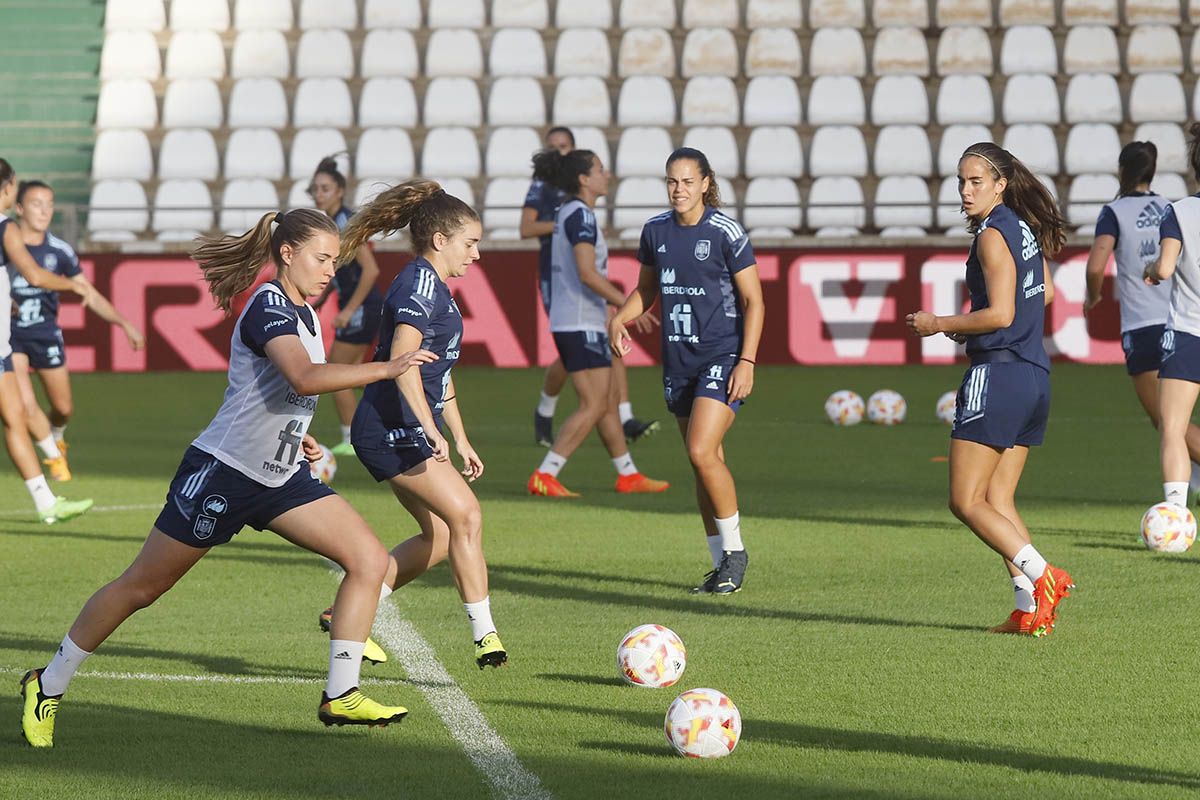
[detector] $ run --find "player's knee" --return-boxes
[118,574,174,610]
[345,540,389,583]
[53,402,73,422]
[686,441,719,470]
[948,494,974,522]
[450,502,483,540]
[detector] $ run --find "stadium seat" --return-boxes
[555,29,613,76]
[220,179,279,234]
[486,128,540,178]
[1002,74,1060,124]
[682,127,739,176]
[1062,0,1118,24]
[808,28,863,76]
[105,0,165,31]
[234,0,293,30]
[489,77,546,126]
[681,77,740,125]
[165,30,225,79]
[1065,124,1121,174]
[682,29,739,78]
[872,0,928,26]
[937,124,992,175]
[871,75,930,124]
[427,30,485,77]
[1064,74,1122,123]
[879,226,929,238]
[1154,172,1188,200]
[745,127,803,178]
[808,177,866,229]
[743,177,801,231]
[808,76,865,125]
[1063,26,1120,75]
[613,177,667,232]
[816,226,864,238]
[1068,174,1120,225]
[428,0,484,28]
[492,0,548,27]
[747,0,802,27]
[295,30,354,79]
[1134,123,1186,173]
[299,0,356,29]
[872,27,929,75]
[999,0,1055,24]
[746,27,803,77]
[1126,0,1181,24]
[287,180,316,209]
[290,128,348,180]
[620,0,676,27]
[811,0,866,26]
[224,129,286,180]
[361,30,419,78]
[152,179,213,237]
[874,176,931,228]
[292,78,354,128]
[616,76,673,126]
[228,78,288,128]
[88,179,148,240]
[364,0,421,28]
[96,79,157,129]
[161,78,222,128]
[1000,26,1057,74]
[91,129,152,180]
[230,31,289,79]
[744,76,801,126]
[352,177,394,208]
[170,0,228,31]
[100,30,161,80]
[936,27,992,75]
[1130,74,1187,123]
[1127,26,1184,74]
[617,127,675,176]
[1036,174,1059,201]
[422,128,482,177]
[423,77,483,127]
[937,176,964,228]
[358,79,417,128]
[554,0,612,27]
[482,177,530,235]
[489,28,547,77]
[936,75,995,125]
[874,126,933,176]
[1002,123,1060,174]
[683,0,739,27]
[573,127,613,169]
[809,126,868,177]
[619,28,675,77]
[560,76,616,126]
[356,128,416,179]
[936,0,992,25]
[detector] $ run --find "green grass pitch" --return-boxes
[3,365,1199,799]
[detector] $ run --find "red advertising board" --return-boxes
[61,247,1122,372]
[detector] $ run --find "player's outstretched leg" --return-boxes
[534,358,567,447]
[613,358,658,443]
[681,399,745,594]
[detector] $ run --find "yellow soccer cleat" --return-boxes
[318,607,388,664]
[19,669,60,748]
[38,496,93,525]
[43,455,71,482]
[475,632,508,669]
[318,688,407,727]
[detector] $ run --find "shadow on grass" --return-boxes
[536,672,627,688]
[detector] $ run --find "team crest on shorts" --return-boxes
[194,494,227,540]
[694,239,711,261]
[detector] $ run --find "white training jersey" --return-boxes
[1162,195,1200,338]
[191,282,325,487]
[1096,193,1171,332]
[0,219,13,359]
[549,198,609,333]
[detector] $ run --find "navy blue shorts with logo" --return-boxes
[351,403,439,482]
[951,355,1050,448]
[553,330,611,372]
[1158,328,1200,382]
[1122,324,1165,376]
[334,296,383,345]
[664,352,743,419]
[11,330,66,369]
[155,446,334,548]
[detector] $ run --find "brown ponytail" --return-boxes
[666,147,721,208]
[338,178,479,263]
[960,142,1066,257]
[1187,122,1200,182]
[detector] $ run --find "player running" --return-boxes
[906,142,1074,637]
[309,156,384,456]
[12,179,145,481]
[608,148,764,594]
[527,148,668,497]
[0,158,95,523]
[19,209,436,747]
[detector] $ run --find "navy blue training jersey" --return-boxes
[238,280,318,356]
[964,204,1050,370]
[11,232,82,337]
[636,207,756,376]
[524,178,566,286]
[331,206,383,308]
[360,257,462,428]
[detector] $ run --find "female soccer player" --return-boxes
[19,208,436,747]
[12,179,146,481]
[308,156,384,456]
[906,142,1074,637]
[608,148,763,594]
[526,149,668,498]
[0,158,95,523]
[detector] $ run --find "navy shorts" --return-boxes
[664,353,743,419]
[154,446,334,548]
[951,358,1050,448]
[553,331,611,372]
[0,353,12,374]
[1159,329,1200,383]
[334,297,383,345]
[1122,324,1165,375]
[11,330,65,369]
[351,403,439,482]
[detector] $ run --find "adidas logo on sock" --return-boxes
[334,651,352,660]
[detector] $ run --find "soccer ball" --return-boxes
[617,624,687,688]
[310,445,337,484]
[664,688,742,758]
[824,390,865,426]
[867,389,907,425]
[936,391,957,425]
[1140,502,1197,552]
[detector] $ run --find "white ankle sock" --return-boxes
[41,634,92,696]
[36,436,61,459]
[1012,544,1048,583]
[1011,575,1036,613]
[537,391,558,418]
[611,452,637,476]
[618,402,633,423]
[25,476,56,512]
[325,639,364,698]
[714,512,744,552]
[706,535,724,569]
[340,425,352,444]
[379,583,393,602]
[464,597,495,642]
[1165,481,1189,506]
[51,425,67,442]
[538,451,567,477]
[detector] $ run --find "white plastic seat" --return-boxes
[681,77,739,125]
[616,77,672,126]
[617,127,674,176]
[100,30,161,79]
[170,0,228,31]
[300,0,357,29]
[422,128,482,177]
[91,129,152,180]
[161,79,222,128]
[808,76,865,125]
[1192,30,1200,71]
[428,0,485,27]
[351,177,393,208]
[808,177,865,229]
[361,31,419,78]
[96,79,157,129]
[1064,74,1122,123]
[493,0,548,26]
[936,0,993,25]
[936,27,992,75]
[874,176,931,228]
[810,0,866,27]
[1065,124,1121,174]
[228,78,288,128]
[872,27,930,76]
[489,28,547,77]
[743,177,801,231]
[874,126,933,176]
[1063,0,1118,23]
[808,28,862,76]
[231,31,289,78]
[880,226,929,238]
[224,129,286,180]
[1068,174,1121,225]
[744,76,801,126]
[682,29,738,78]
[554,29,612,76]
[572,127,612,169]
[747,0,803,26]
[1154,173,1188,200]
[293,78,354,128]
[1002,74,1060,124]
[554,0,612,27]
[287,180,316,209]
[816,227,864,238]
[359,79,418,128]
[1000,26,1057,74]
[485,127,543,178]
[220,179,279,233]
[936,75,995,125]
[1063,26,1120,75]
[937,124,992,175]
[937,176,965,227]
[999,0,1055,24]
[809,126,868,177]
[296,30,354,79]
[872,0,928,26]
[871,75,930,124]
[1127,26,1184,74]
[152,179,213,235]
[363,0,419,27]
[1130,74,1187,123]
[1135,123,1187,172]
[619,28,675,77]
[88,179,149,238]
[683,0,739,27]
[613,178,666,231]
[356,128,416,179]
[289,128,348,180]
[489,77,546,126]
[746,27,803,77]
[620,0,675,27]
[234,0,293,30]
[423,77,483,127]
[682,127,739,176]
[482,178,532,235]
[554,77,613,126]
[105,0,165,31]
[745,127,803,178]
[165,30,225,79]
[1002,124,1060,174]
[426,29,484,78]
[1126,0,1181,23]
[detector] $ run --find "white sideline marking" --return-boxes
[0,503,160,519]
[0,666,407,687]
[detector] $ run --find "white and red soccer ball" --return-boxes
[936,391,956,425]
[616,624,687,689]
[867,389,907,426]
[824,390,865,426]
[1140,502,1197,552]
[310,445,337,484]
[664,687,742,758]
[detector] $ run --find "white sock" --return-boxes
[25,475,56,513]
[40,634,92,696]
[1166,481,1189,506]
[618,402,633,423]
[714,512,744,552]
[51,424,66,442]
[340,425,352,445]
[1191,463,1200,494]
[464,597,495,642]
[1012,575,1036,613]
[611,452,637,476]
[1012,544,1048,583]
[706,535,723,569]
[379,583,393,602]
[325,639,365,698]
[538,451,567,477]
[537,391,558,418]
[36,436,62,459]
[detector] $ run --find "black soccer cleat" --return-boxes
[690,569,720,594]
[713,550,748,595]
[623,417,660,443]
[534,411,554,447]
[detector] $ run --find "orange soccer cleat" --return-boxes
[988,609,1038,635]
[527,471,579,497]
[1029,565,1075,638]
[614,472,670,494]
